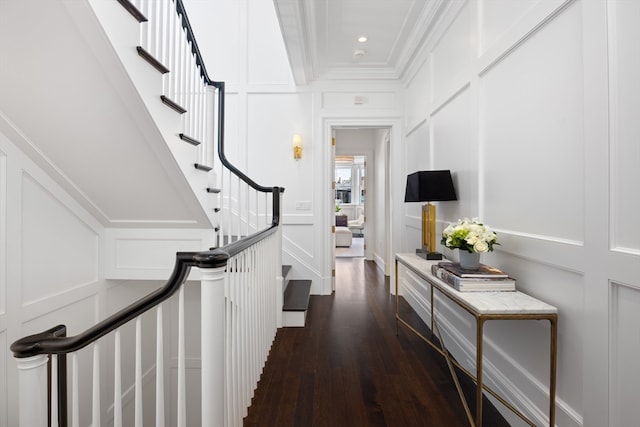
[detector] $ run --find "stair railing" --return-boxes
[11,0,285,426]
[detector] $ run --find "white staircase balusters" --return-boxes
[114,330,123,427]
[156,305,165,427]
[92,343,101,427]
[177,286,186,427]
[135,317,144,427]
[71,353,79,427]
[51,355,59,427]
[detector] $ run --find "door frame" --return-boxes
[321,117,403,295]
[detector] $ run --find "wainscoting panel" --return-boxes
[430,86,476,220]
[431,1,471,105]
[0,330,6,427]
[21,292,98,340]
[0,149,6,317]
[247,93,313,211]
[21,172,99,305]
[608,0,640,254]
[404,120,429,253]
[609,282,640,427]
[478,0,537,55]
[480,0,584,242]
[105,229,212,280]
[404,120,429,199]
[404,63,430,132]
[114,238,203,269]
[283,225,315,259]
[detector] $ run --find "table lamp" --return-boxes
[404,170,457,260]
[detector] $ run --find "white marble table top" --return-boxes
[396,253,558,315]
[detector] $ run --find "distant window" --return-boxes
[335,161,365,205]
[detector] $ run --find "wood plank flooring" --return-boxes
[244,258,510,427]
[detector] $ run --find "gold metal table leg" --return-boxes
[549,316,558,427]
[476,317,485,427]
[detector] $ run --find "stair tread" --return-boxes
[283,280,311,312]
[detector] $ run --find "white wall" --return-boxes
[0,126,106,427]
[400,1,640,426]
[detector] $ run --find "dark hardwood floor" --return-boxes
[244,258,510,427]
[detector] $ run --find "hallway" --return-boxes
[244,258,509,426]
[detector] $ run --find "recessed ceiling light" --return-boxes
[357,36,367,43]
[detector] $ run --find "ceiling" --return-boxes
[273,0,448,83]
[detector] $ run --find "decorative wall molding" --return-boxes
[609,281,640,427]
[281,213,314,225]
[21,171,100,305]
[104,229,213,280]
[0,149,6,318]
[477,0,574,76]
[0,331,7,427]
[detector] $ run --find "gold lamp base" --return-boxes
[416,203,442,260]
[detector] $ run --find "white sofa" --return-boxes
[348,214,365,236]
[335,226,353,247]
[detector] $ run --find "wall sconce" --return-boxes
[292,134,303,160]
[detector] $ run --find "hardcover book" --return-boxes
[431,264,516,292]
[437,261,509,278]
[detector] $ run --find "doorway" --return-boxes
[335,155,366,258]
[330,127,390,277]
[322,118,401,296]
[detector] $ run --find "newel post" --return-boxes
[274,189,284,328]
[15,355,49,427]
[200,265,227,427]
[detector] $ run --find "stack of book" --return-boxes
[431,261,516,292]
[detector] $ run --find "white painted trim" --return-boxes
[321,116,403,291]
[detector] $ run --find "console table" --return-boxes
[395,253,558,427]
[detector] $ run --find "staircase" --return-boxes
[282,265,312,327]
[106,0,317,330]
[6,1,293,426]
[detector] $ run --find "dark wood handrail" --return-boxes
[10,186,281,359]
[11,252,196,358]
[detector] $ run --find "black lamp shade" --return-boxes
[404,170,457,202]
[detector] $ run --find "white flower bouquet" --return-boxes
[441,218,499,253]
